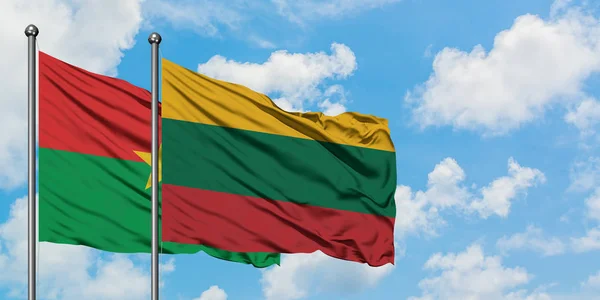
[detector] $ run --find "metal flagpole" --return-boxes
[148,32,162,300]
[25,24,39,300]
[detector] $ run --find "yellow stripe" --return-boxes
[161,58,395,152]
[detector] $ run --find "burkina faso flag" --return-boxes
[38,51,279,268]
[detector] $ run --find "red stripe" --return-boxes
[162,184,395,266]
[39,51,161,161]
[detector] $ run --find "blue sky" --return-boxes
[1,0,600,299]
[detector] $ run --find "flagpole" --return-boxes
[149,32,162,300]
[25,24,39,300]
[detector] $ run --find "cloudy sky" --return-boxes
[1,0,600,299]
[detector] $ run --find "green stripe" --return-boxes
[162,119,397,217]
[39,147,280,268]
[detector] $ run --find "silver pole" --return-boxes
[25,24,39,300]
[148,32,162,300]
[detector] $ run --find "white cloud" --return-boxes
[0,195,174,299]
[143,0,244,37]
[260,251,394,300]
[406,5,600,135]
[421,157,471,209]
[585,188,600,221]
[143,0,394,46]
[571,228,600,253]
[394,185,445,238]
[469,158,546,218]
[550,0,574,18]
[424,44,434,58]
[145,0,399,39]
[194,285,228,300]
[74,255,149,300]
[160,257,176,273]
[409,243,545,300]
[569,157,600,192]
[248,35,277,49]
[395,157,545,238]
[197,43,357,114]
[565,98,600,137]
[496,225,566,256]
[393,158,467,238]
[272,0,401,24]
[0,0,144,189]
[318,99,347,116]
[504,289,553,300]
[570,176,600,253]
[317,85,348,116]
[582,270,600,289]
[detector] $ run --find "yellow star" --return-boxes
[134,144,162,189]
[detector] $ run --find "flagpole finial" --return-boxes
[148,32,162,45]
[24,24,39,37]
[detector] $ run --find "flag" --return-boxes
[160,58,397,267]
[38,52,280,268]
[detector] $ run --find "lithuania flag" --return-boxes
[160,59,397,267]
[38,52,279,267]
